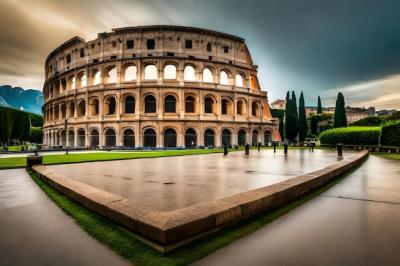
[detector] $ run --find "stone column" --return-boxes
[73,128,78,148]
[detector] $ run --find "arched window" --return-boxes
[93,70,101,85]
[123,129,135,148]
[164,64,177,80]
[124,96,135,114]
[207,42,212,52]
[144,65,157,80]
[204,129,215,147]
[252,102,259,116]
[185,96,195,113]
[185,128,197,148]
[68,130,74,147]
[238,129,246,146]
[78,101,85,117]
[252,130,259,146]
[144,95,156,113]
[220,71,229,85]
[105,128,116,147]
[204,97,214,113]
[235,74,244,87]
[222,99,228,115]
[222,129,231,147]
[105,67,117,83]
[105,97,116,115]
[77,129,85,147]
[90,129,99,148]
[264,130,272,145]
[90,99,99,115]
[68,102,75,117]
[61,103,67,118]
[202,68,213,83]
[237,100,244,115]
[143,128,156,147]
[125,66,137,81]
[164,128,177,147]
[69,76,76,90]
[164,95,176,113]
[184,65,196,81]
[80,73,87,87]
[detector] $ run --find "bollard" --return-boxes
[284,142,288,155]
[223,145,228,156]
[26,155,43,169]
[337,143,343,157]
[273,141,277,153]
[245,143,250,155]
[257,142,261,152]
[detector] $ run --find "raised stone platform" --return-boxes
[32,150,368,253]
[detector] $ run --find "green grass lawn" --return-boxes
[28,168,348,266]
[372,153,400,160]
[5,145,37,152]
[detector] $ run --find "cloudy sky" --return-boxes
[1,0,400,109]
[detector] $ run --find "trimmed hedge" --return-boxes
[349,116,385,126]
[380,121,400,146]
[319,127,381,145]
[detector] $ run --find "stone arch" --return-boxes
[91,69,101,85]
[67,129,74,147]
[264,129,273,145]
[236,98,247,116]
[252,129,260,146]
[144,94,157,113]
[202,67,214,83]
[184,128,197,148]
[77,71,87,88]
[235,73,245,87]
[185,95,196,113]
[143,127,157,147]
[204,94,217,114]
[123,94,136,114]
[89,97,99,116]
[163,64,177,80]
[77,100,86,117]
[164,94,177,113]
[238,129,247,146]
[184,65,196,81]
[104,128,116,147]
[68,102,75,117]
[123,64,137,82]
[163,128,177,147]
[104,66,117,84]
[221,128,232,147]
[77,128,85,147]
[252,101,260,117]
[89,128,99,148]
[204,128,215,147]
[220,70,229,85]
[104,95,117,115]
[144,64,157,80]
[123,128,135,148]
[221,96,234,115]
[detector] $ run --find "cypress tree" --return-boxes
[284,91,290,140]
[285,91,299,142]
[298,92,308,142]
[333,92,347,128]
[0,108,12,147]
[317,96,322,114]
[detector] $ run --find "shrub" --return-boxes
[319,127,381,145]
[384,111,400,122]
[349,116,385,126]
[380,121,400,146]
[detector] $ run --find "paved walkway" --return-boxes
[0,169,130,266]
[195,155,400,266]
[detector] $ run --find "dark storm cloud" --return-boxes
[0,0,399,108]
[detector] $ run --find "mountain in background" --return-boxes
[0,85,43,114]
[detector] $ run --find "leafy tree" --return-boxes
[270,109,285,139]
[0,108,12,146]
[334,92,347,128]
[298,92,308,141]
[317,96,322,114]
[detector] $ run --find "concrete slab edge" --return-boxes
[32,150,369,253]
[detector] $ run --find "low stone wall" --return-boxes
[32,150,368,252]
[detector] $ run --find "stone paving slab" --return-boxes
[32,150,368,252]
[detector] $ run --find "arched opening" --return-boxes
[124,65,137,81]
[123,129,135,148]
[77,101,85,117]
[93,70,101,85]
[61,103,67,119]
[185,96,195,113]
[54,106,59,120]
[164,64,177,80]
[184,65,196,81]
[235,74,244,87]
[90,98,99,115]
[144,65,157,80]
[60,130,66,148]
[222,129,232,147]
[68,102,75,117]
[252,102,260,116]
[220,70,229,85]
[105,128,116,147]
[221,98,233,115]
[144,95,156,113]
[204,129,215,147]
[104,67,117,83]
[204,97,214,113]
[264,130,272,146]
[143,128,156,147]
[80,73,87,87]
[164,128,177,147]
[237,99,246,115]
[105,97,116,115]
[202,68,213,83]
[185,128,197,148]
[68,76,76,90]
[90,129,99,148]
[124,96,135,114]
[238,129,246,146]
[68,130,74,147]
[252,130,259,146]
[77,129,85,147]
[164,95,176,113]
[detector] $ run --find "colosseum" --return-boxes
[42,25,280,149]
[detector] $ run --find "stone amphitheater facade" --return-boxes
[42,25,280,149]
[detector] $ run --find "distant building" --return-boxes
[305,107,335,117]
[345,107,374,123]
[376,109,397,116]
[270,99,286,110]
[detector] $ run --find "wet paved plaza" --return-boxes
[47,149,348,211]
